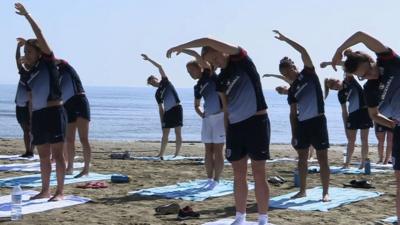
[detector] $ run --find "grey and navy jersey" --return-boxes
[338,77,366,114]
[288,67,325,122]
[59,61,85,102]
[15,70,30,107]
[364,48,400,120]
[194,70,221,117]
[155,77,180,112]
[216,48,267,124]
[27,53,62,111]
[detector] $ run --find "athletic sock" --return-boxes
[258,214,268,225]
[231,212,246,225]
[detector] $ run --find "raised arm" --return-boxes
[167,37,240,58]
[273,30,313,68]
[263,73,291,84]
[15,38,25,72]
[15,3,52,55]
[141,54,167,78]
[331,31,388,71]
[320,61,344,68]
[177,49,211,70]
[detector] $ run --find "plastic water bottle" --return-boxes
[11,185,22,221]
[365,158,371,175]
[293,169,300,187]
[343,149,347,164]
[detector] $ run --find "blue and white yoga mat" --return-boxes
[129,179,254,201]
[308,165,392,174]
[382,216,397,224]
[269,186,382,212]
[0,190,90,217]
[203,218,275,225]
[0,172,112,188]
[0,162,84,172]
[0,155,39,161]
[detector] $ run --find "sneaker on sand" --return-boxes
[177,206,200,220]
[155,202,180,215]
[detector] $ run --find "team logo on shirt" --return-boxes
[225,76,240,95]
[199,83,209,95]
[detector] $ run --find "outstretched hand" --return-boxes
[141,54,149,61]
[166,47,178,58]
[273,30,288,41]
[331,51,343,71]
[16,37,26,47]
[320,62,330,68]
[15,3,28,16]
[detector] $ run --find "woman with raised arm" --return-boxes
[15,3,66,201]
[171,49,224,190]
[323,66,373,169]
[59,60,92,178]
[274,30,330,202]
[332,31,400,223]
[142,54,182,159]
[14,38,34,158]
[167,37,271,225]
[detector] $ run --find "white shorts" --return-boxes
[201,112,226,144]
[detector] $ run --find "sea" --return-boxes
[0,84,379,144]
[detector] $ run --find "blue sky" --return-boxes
[1,0,399,89]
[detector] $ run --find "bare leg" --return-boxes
[343,129,356,169]
[49,142,65,201]
[204,143,214,179]
[251,159,269,214]
[292,149,309,199]
[376,132,385,163]
[74,118,91,178]
[316,149,330,202]
[308,147,315,160]
[385,132,393,164]
[174,126,182,157]
[213,143,224,182]
[157,128,170,158]
[231,157,249,214]
[30,144,51,200]
[20,124,33,156]
[360,129,369,169]
[65,123,76,175]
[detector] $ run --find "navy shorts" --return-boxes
[162,105,183,129]
[226,114,270,162]
[63,95,91,123]
[392,126,400,170]
[31,106,67,146]
[346,108,373,130]
[16,106,30,127]
[375,122,393,133]
[293,115,330,151]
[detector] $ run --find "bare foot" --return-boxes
[30,191,51,200]
[341,164,349,169]
[65,168,74,175]
[48,193,64,202]
[74,169,89,178]
[291,191,306,199]
[377,160,383,164]
[322,193,330,202]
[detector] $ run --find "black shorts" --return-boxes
[293,115,330,151]
[63,95,91,123]
[374,122,393,133]
[31,106,67,146]
[16,106,30,127]
[226,114,270,161]
[162,105,183,129]
[392,126,400,170]
[346,108,373,130]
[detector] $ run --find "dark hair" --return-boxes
[279,57,295,70]
[25,39,42,53]
[201,46,218,57]
[147,75,157,84]
[186,60,201,69]
[343,49,374,73]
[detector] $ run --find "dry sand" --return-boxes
[0,138,395,225]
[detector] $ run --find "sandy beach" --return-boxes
[0,138,395,225]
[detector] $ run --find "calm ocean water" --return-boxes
[0,84,378,144]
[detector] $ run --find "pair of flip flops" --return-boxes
[76,181,108,189]
[268,176,286,186]
[154,202,181,215]
[343,179,374,189]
